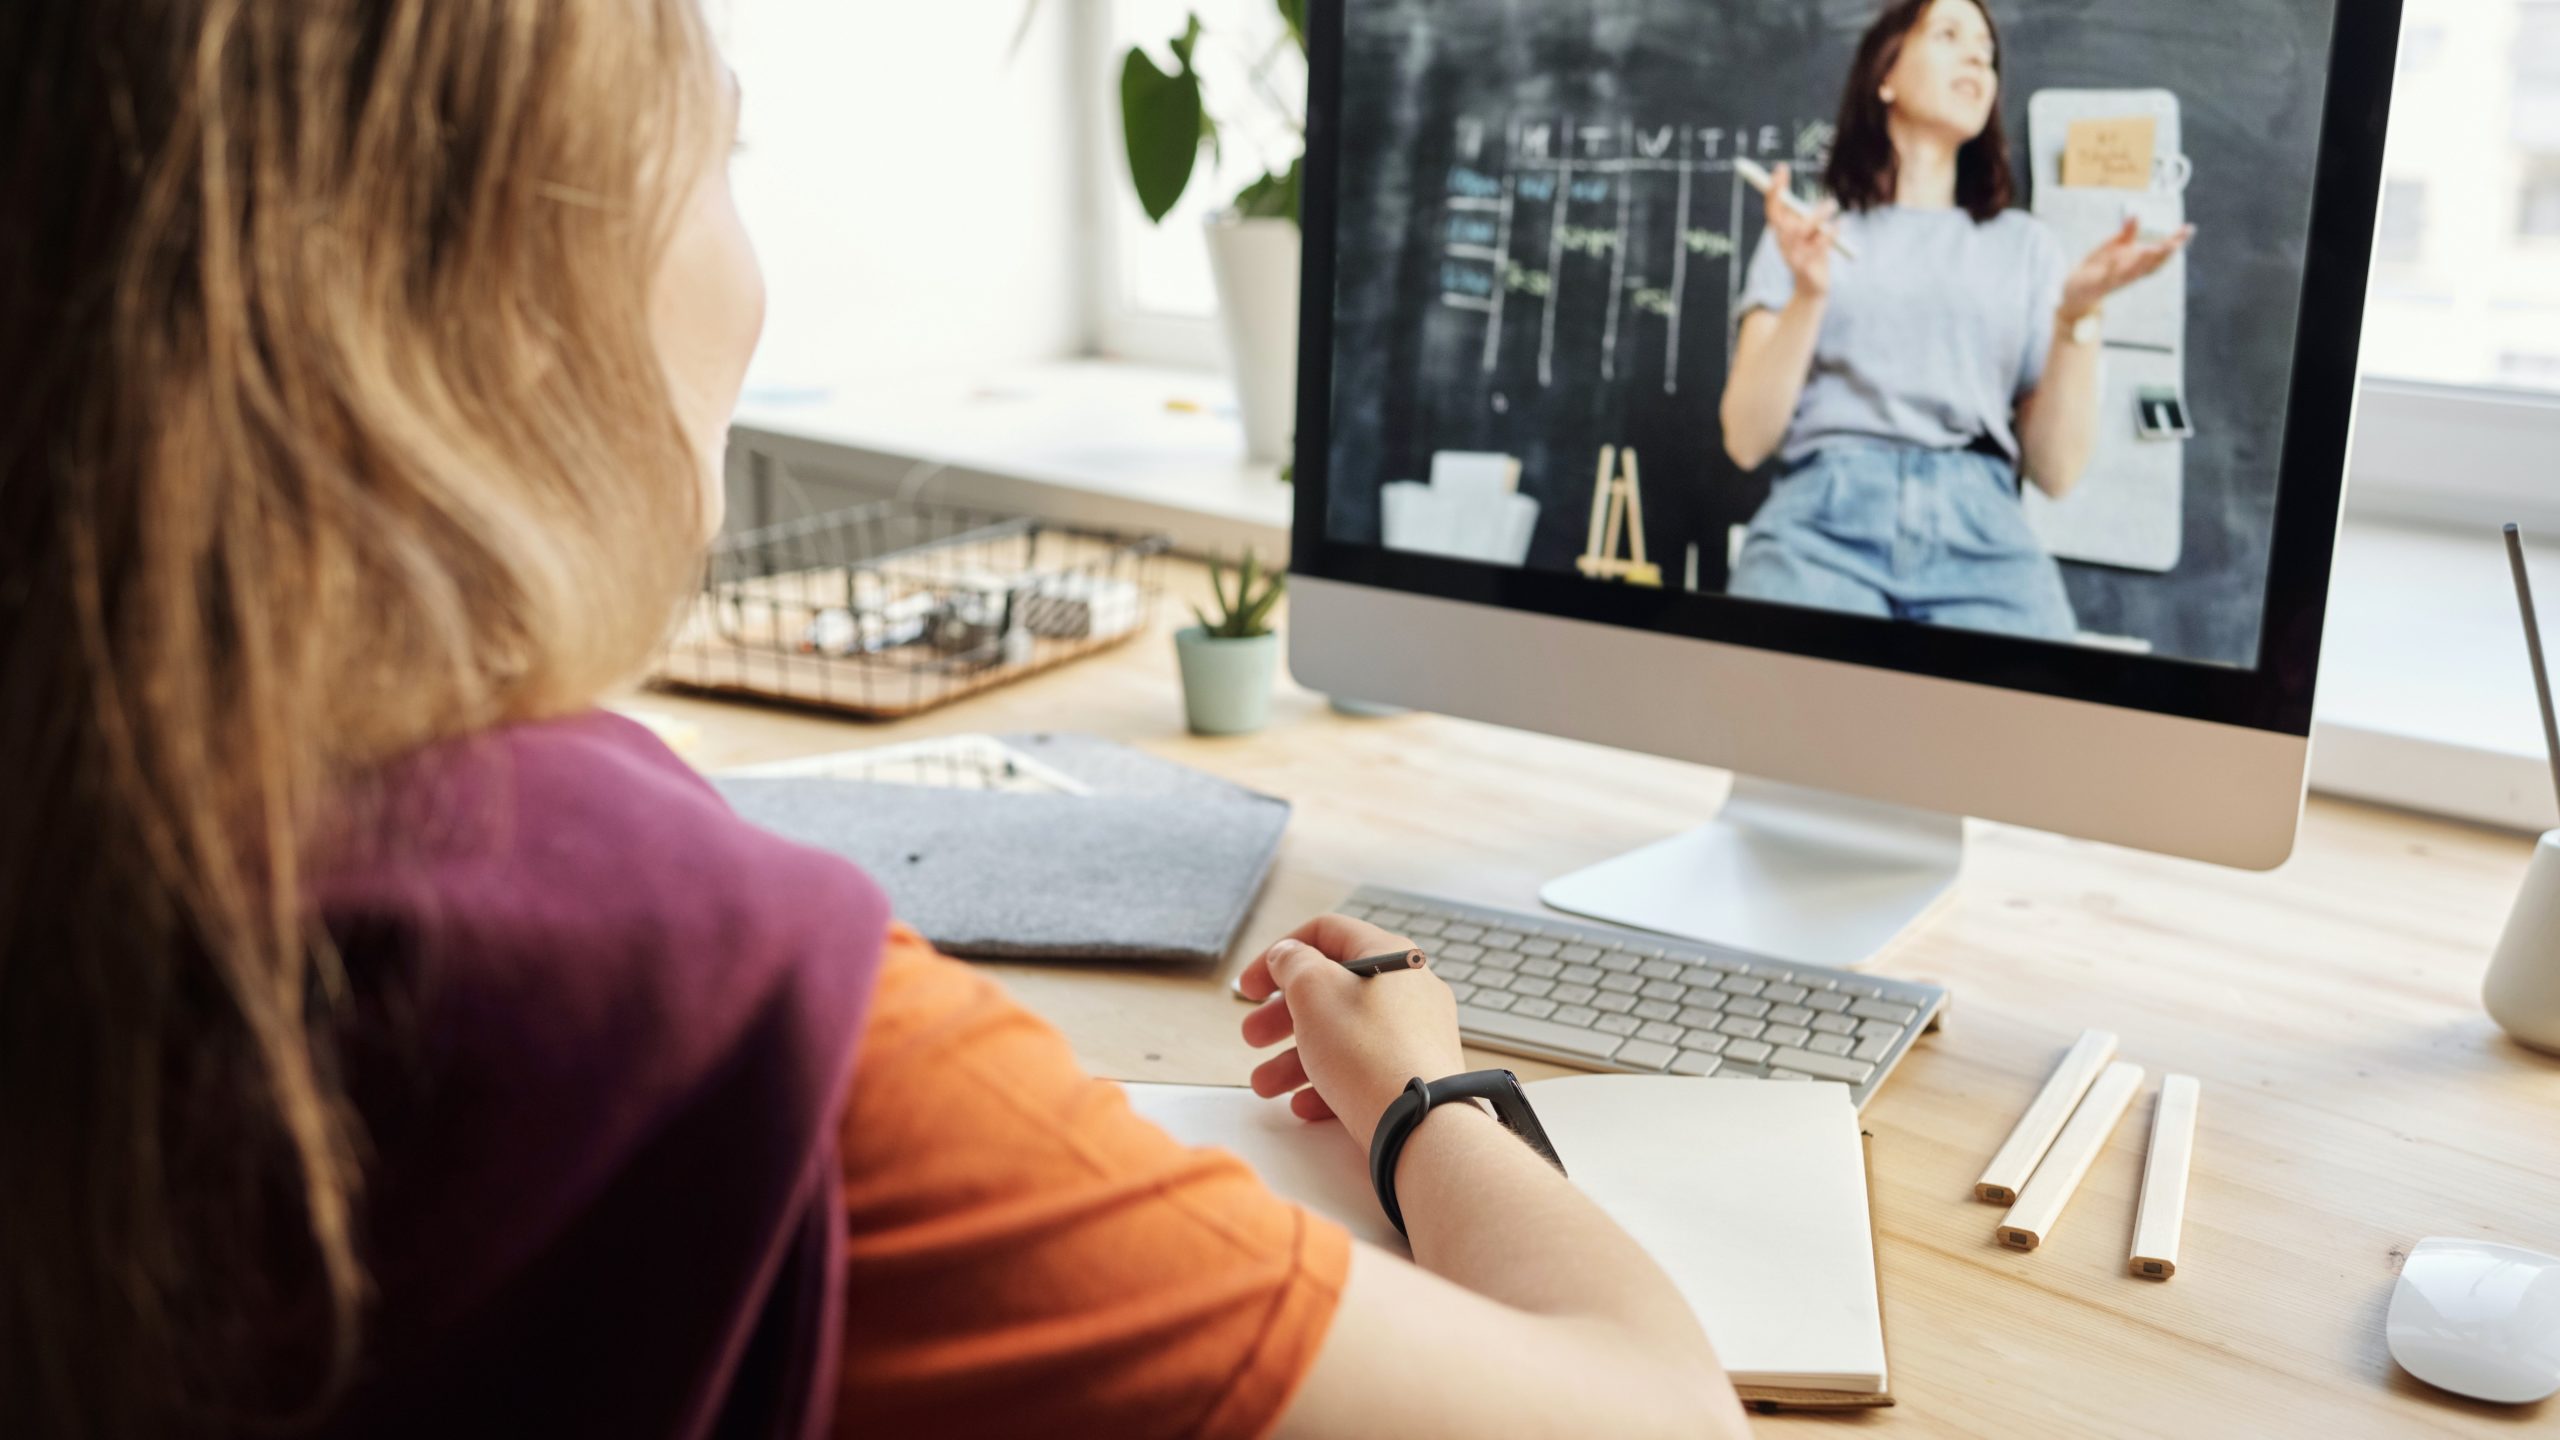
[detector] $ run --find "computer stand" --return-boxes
[1539,777,1964,971]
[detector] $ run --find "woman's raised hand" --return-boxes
[1764,163,1841,299]
[2062,217,2195,323]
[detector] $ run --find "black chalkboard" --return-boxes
[1323,0,2339,667]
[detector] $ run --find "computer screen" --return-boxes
[1298,0,2395,732]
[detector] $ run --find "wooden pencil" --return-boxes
[1975,1029,2118,1204]
[1998,1061,2145,1252]
[2129,1075,2201,1278]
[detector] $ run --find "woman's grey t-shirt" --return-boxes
[1737,206,2067,466]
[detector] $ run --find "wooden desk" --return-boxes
[621,572,2555,1436]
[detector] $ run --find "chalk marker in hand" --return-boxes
[1734,157,1860,261]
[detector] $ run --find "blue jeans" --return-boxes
[1728,444,2077,642]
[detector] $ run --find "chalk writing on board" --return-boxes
[1438,114,1831,395]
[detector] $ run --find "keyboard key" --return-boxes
[1446,983,1477,1005]
[1767,1070,1815,1081]
[1679,965,1723,989]
[1614,1039,1678,1071]
[1559,944,1603,963]
[1511,977,1555,999]
[1763,1023,1812,1048]
[1811,1013,1858,1037]
[1850,998,1920,1025]
[1680,1029,1728,1053]
[1637,1021,1686,1046]
[1676,1005,1725,1029]
[1762,982,1810,1005]
[1718,1015,1768,1040]
[1852,1034,1897,1063]
[1637,959,1683,981]
[1442,924,1484,942]
[1552,983,1597,1005]
[1475,991,1516,1012]
[1768,1004,1815,1027]
[1599,974,1643,994]
[1596,951,1640,973]
[1484,931,1526,950]
[1441,942,1484,963]
[1479,949,1522,972]
[1369,910,1412,932]
[1807,1033,1855,1057]
[1520,938,1563,958]
[1640,980,1685,1003]
[1512,997,1559,1020]
[1552,1004,1599,1028]
[1765,1046,1876,1084]
[1806,991,1852,1014]
[1724,1039,1775,1065]
[1634,999,1679,1022]
[1436,961,1478,984]
[1561,963,1603,986]
[1457,1004,1624,1061]
[1719,975,1767,997]
[1855,1019,1901,1041]
[1596,1013,1642,1037]
[1593,992,1637,1014]
[1621,943,1666,960]
[1404,917,1445,938]
[1724,996,1772,1019]
[1475,970,1513,992]
[1670,1051,1723,1077]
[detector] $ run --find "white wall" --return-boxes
[719,2,1089,393]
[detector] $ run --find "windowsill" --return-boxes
[730,359,1293,558]
[2311,515,2557,834]
[728,359,2551,835]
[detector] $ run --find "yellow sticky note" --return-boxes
[2062,116,2157,191]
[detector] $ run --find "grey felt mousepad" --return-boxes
[717,733,1289,964]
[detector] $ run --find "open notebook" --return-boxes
[1122,1075,1890,1408]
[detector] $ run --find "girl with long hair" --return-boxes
[0,4,1747,1437]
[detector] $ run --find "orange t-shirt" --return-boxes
[834,927,1352,1440]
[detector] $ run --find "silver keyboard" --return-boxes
[1340,886,1947,1110]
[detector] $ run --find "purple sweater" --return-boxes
[312,711,889,1438]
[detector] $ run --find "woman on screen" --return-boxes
[1718,0,2190,641]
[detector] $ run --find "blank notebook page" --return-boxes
[1120,1075,1885,1394]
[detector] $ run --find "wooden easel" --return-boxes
[1575,445,1663,588]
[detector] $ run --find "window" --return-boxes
[1092,0,1304,364]
[2376,179,2429,263]
[2367,1,2560,395]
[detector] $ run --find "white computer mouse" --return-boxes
[2385,1236,2560,1405]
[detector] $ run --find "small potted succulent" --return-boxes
[1177,550,1286,736]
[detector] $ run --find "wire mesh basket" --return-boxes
[649,499,1169,719]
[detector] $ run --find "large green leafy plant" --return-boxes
[1117,0,1308,226]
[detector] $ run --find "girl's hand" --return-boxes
[2061,217,2195,324]
[1235,914,1470,1150]
[1764,163,1841,300]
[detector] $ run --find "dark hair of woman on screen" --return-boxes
[1717,0,2191,641]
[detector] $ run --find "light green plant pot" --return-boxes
[1175,627,1281,736]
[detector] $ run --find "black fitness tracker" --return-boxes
[1367,1070,1566,1237]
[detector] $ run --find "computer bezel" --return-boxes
[1288,0,2404,738]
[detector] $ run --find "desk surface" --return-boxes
[621,567,2555,1436]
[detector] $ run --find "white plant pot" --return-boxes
[1204,215,1301,466]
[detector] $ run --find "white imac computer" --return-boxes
[1288,0,2399,973]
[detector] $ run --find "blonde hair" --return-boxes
[0,2,721,1432]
